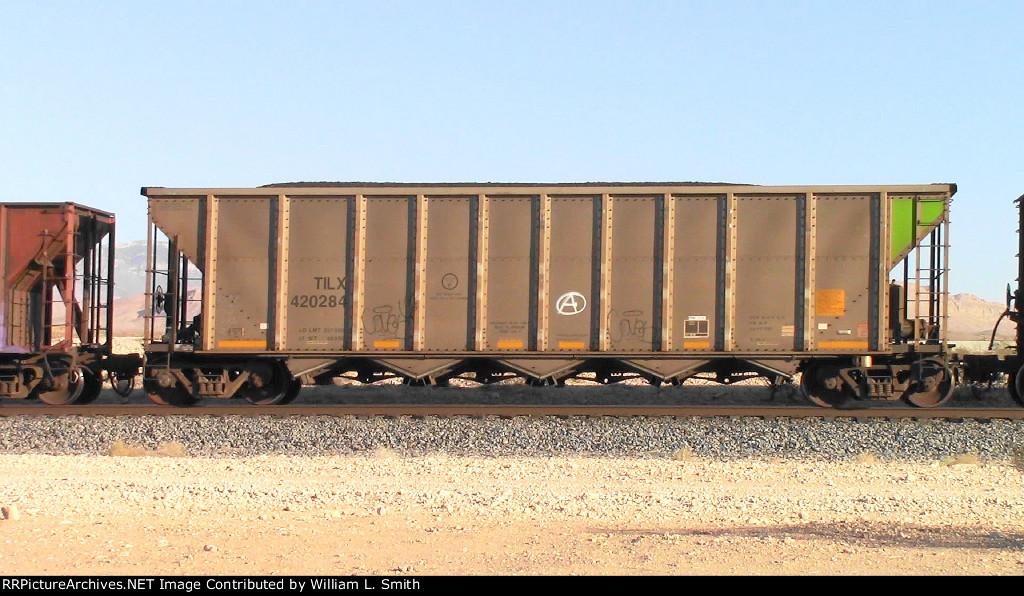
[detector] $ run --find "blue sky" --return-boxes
[1,1,1021,301]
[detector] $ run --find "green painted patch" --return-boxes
[890,197,945,265]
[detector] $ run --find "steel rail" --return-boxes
[1,404,1022,420]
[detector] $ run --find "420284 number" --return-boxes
[290,294,344,308]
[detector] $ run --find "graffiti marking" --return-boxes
[555,292,587,316]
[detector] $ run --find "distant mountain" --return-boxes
[946,292,1014,341]
[113,240,153,298]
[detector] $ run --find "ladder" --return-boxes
[906,202,950,345]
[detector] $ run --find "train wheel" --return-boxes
[37,369,86,405]
[239,362,297,405]
[904,358,954,408]
[800,363,850,408]
[73,369,104,405]
[277,379,302,405]
[144,372,199,407]
[146,385,199,407]
[1011,364,1024,406]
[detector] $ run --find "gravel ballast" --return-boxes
[0,414,1021,463]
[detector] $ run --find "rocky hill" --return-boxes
[946,292,1013,341]
[112,240,151,299]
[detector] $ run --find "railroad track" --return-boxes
[2,403,1022,419]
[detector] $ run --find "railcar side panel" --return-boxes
[548,196,597,351]
[1,207,66,349]
[360,197,413,351]
[609,195,657,352]
[212,198,271,351]
[423,196,472,351]
[285,197,350,352]
[733,195,798,352]
[483,197,532,351]
[670,196,719,352]
[814,195,872,351]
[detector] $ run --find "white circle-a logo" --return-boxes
[555,292,587,315]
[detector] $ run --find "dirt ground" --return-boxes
[1,452,1023,576]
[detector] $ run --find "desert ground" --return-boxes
[1,451,1023,576]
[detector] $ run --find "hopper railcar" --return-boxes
[0,202,141,404]
[141,183,955,408]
